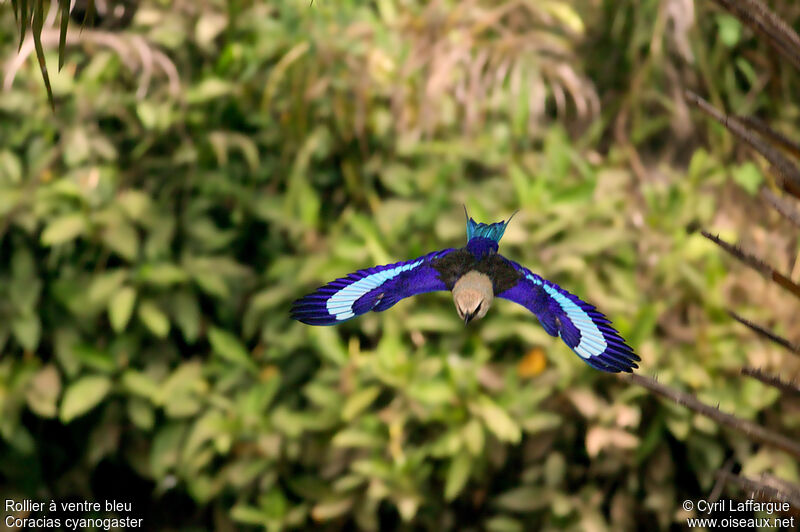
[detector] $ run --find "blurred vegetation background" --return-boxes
[1,0,799,530]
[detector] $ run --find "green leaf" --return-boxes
[521,412,562,434]
[239,378,281,422]
[717,13,742,47]
[731,161,763,195]
[342,385,381,421]
[138,300,170,338]
[208,327,257,371]
[150,423,187,479]
[476,396,521,444]
[11,313,41,351]
[60,375,112,423]
[88,269,128,305]
[331,429,384,449]
[462,419,485,456]
[259,488,288,520]
[117,190,152,221]
[186,78,232,104]
[138,263,188,286]
[108,286,136,332]
[493,486,549,512]
[128,398,155,430]
[41,214,86,245]
[407,380,453,405]
[26,364,61,418]
[7,425,35,455]
[231,505,268,525]
[541,3,583,33]
[72,344,115,373]
[58,0,69,70]
[135,101,174,131]
[9,278,40,313]
[121,370,160,401]
[445,451,472,501]
[32,0,54,110]
[171,291,201,343]
[192,271,229,298]
[311,498,354,522]
[102,220,139,261]
[16,1,29,50]
[183,411,228,463]
[308,327,348,366]
[0,149,23,184]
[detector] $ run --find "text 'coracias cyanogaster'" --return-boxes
[291,210,640,373]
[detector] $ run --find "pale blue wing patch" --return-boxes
[324,260,423,321]
[497,257,639,373]
[530,274,638,373]
[291,249,453,326]
[539,282,607,360]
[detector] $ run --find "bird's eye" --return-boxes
[474,302,482,314]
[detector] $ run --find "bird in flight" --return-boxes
[291,210,639,373]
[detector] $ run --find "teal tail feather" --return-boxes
[464,207,518,243]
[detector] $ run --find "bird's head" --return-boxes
[452,271,494,325]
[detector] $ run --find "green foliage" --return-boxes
[1,0,798,530]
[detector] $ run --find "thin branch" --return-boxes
[728,311,800,356]
[701,230,771,277]
[685,90,800,197]
[625,373,800,459]
[708,0,800,72]
[739,367,800,397]
[716,470,800,511]
[700,230,800,300]
[737,116,800,159]
[761,188,800,228]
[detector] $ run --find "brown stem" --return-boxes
[728,311,800,356]
[708,0,800,72]
[700,230,800,300]
[625,374,800,459]
[739,367,800,397]
[685,91,800,197]
[737,116,800,159]
[760,188,800,228]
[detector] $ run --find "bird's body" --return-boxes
[291,212,639,373]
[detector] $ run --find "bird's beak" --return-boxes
[464,312,473,326]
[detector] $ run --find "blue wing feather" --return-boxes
[291,249,454,325]
[497,258,639,373]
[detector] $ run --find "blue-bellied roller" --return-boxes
[291,210,639,373]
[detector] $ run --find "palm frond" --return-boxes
[9,0,74,110]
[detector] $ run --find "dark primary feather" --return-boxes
[496,258,639,373]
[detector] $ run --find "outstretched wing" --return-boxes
[291,249,455,325]
[496,259,639,373]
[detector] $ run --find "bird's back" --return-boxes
[429,248,521,294]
